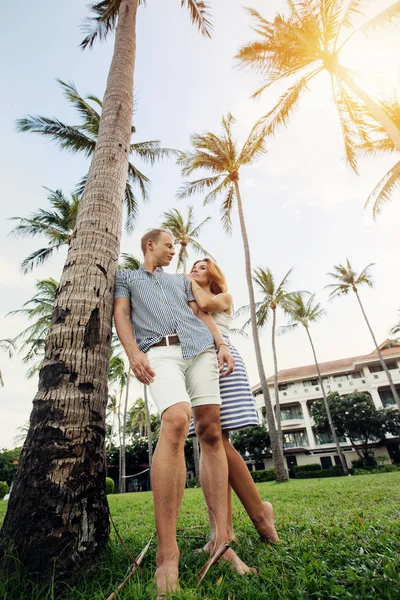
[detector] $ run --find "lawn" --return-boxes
[1,473,400,599]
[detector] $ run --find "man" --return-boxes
[113,229,248,596]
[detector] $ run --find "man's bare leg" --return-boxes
[152,403,191,597]
[193,406,256,575]
[222,432,279,543]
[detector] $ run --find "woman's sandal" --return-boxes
[196,542,230,588]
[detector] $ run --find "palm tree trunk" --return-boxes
[271,308,283,453]
[120,370,131,494]
[233,180,287,482]
[337,65,400,152]
[305,327,349,475]
[118,387,123,491]
[354,290,400,410]
[0,0,138,579]
[143,384,153,490]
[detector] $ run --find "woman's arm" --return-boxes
[186,275,232,313]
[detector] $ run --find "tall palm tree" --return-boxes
[391,310,400,337]
[108,354,128,492]
[8,279,58,378]
[0,339,15,387]
[106,393,119,448]
[326,259,400,410]
[126,397,147,438]
[0,0,213,579]
[9,189,80,272]
[236,1,400,171]
[16,80,178,232]
[161,206,214,272]
[282,293,349,474]
[178,114,288,482]
[241,267,299,452]
[361,98,400,217]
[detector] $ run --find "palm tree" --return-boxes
[178,114,288,482]
[241,267,299,452]
[118,253,142,270]
[16,80,178,232]
[361,98,400,217]
[108,354,128,492]
[391,311,400,337]
[106,393,119,448]
[143,385,153,488]
[161,206,214,272]
[326,259,400,410]
[0,339,15,387]
[9,189,80,272]
[8,279,58,378]
[0,0,213,578]
[282,293,349,474]
[126,397,147,438]
[236,1,400,171]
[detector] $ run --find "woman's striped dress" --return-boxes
[188,310,259,434]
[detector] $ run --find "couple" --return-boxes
[113,229,278,597]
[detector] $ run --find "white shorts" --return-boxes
[147,345,221,416]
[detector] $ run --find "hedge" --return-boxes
[250,469,276,482]
[293,463,321,474]
[0,481,9,499]
[353,465,400,476]
[106,477,115,495]
[295,466,351,479]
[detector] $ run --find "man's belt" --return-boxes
[152,335,180,348]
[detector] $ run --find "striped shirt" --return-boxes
[114,266,214,359]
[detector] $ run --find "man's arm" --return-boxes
[189,301,234,376]
[113,297,156,384]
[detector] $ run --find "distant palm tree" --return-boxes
[361,98,400,217]
[16,80,178,232]
[0,339,15,387]
[326,259,400,410]
[161,206,214,272]
[9,189,80,272]
[126,397,147,438]
[237,1,400,171]
[108,354,128,492]
[240,267,299,451]
[282,293,349,474]
[391,311,400,337]
[106,393,119,448]
[178,113,287,482]
[8,279,57,378]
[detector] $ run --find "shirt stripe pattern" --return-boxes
[114,267,214,359]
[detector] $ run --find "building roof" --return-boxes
[260,340,400,385]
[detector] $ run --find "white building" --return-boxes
[251,340,400,476]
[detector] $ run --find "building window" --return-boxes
[303,379,319,387]
[369,363,397,373]
[280,405,303,421]
[314,430,346,445]
[379,389,399,408]
[283,430,309,448]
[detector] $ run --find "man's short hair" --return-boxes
[141,228,172,255]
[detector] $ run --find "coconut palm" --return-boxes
[9,189,80,272]
[391,311,400,337]
[240,267,299,452]
[0,339,15,387]
[326,259,400,410]
[161,206,214,272]
[106,392,119,448]
[16,80,178,232]
[282,293,349,474]
[1,1,213,577]
[236,1,400,172]
[126,397,147,438]
[8,279,57,378]
[361,97,400,217]
[108,354,129,492]
[178,113,287,482]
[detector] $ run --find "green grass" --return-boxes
[1,473,400,599]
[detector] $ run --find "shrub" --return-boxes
[106,477,115,495]
[354,465,400,476]
[295,467,351,479]
[250,469,276,482]
[0,481,9,499]
[187,478,198,488]
[293,463,321,474]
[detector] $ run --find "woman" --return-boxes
[186,259,279,569]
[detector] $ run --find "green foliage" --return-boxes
[186,478,198,488]
[0,448,21,485]
[293,463,321,474]
[354,465,400,476]
[295,466,350,479]
[250,468,276,482]
[105,477,115,495]
[0,481,9,499]
[231,424,270,460]
[1,474,400,598]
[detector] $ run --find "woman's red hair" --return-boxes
[191,258,228,295]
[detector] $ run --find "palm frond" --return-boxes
[390,311,400,336]
[20,245,64,274]
[237,121,268,166]
[80,0,122,49]
[177,175,224,200]
[130,141,180,164]
[118,253,142,270]
[365,159,400,219]
[181,0,213,38]
[353,0,400,36]
[57,79,101,134]
[220,186,235,235]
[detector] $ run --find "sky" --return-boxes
[1,0,399,449]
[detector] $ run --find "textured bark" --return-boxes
[305,327,349,475]
[0,0,138,580]
[271,308,283,453]
[355,291,400,411]
[233,180,288,482]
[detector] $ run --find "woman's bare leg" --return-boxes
[222,431,279,543]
